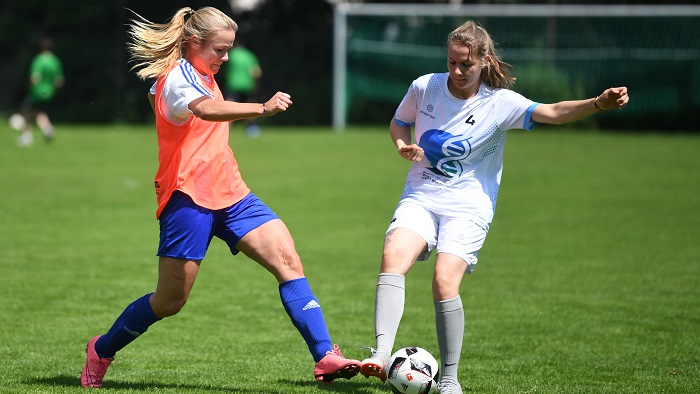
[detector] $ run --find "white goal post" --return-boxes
[332,3,700,130]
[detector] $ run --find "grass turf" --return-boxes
[0,122,698,393]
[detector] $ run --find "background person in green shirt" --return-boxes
[225,39,262,138]
[11,36,64,147]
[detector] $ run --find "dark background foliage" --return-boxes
[1,0,697,128]
[0,0,336,125]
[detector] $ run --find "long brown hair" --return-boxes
[447,21,515,89]
[127,7,238,81]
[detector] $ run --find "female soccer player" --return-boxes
[81,7,360,388]
[359,21,629,394]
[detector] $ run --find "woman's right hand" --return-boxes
[397,141,424,162]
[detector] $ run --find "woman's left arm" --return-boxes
[532,86,629,125]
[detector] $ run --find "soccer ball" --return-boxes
[8,113,26,131]
[386,347,439,394]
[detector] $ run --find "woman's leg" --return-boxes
[150,257,201,317]
[361,227,428,381]
[236,219,303,282]
[96,257,200,356]
[82,257,200,388]
[236,219,360,383]
[433,253,466,394]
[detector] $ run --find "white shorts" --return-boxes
[387,198,488,274]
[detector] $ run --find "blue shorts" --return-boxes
[157,191,279,260]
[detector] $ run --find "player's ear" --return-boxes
[481,54,491,67]
[189,35,201,49]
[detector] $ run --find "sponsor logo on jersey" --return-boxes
[419,109,435,119]
[420,129,472,178]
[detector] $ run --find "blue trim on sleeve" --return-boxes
[178,62,213,98]
[394,116,414,127]
[523,103,540,130]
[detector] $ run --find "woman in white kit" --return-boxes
[359,20,629,394]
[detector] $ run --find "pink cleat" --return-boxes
[81,336,113,388]
[313,344,361,384]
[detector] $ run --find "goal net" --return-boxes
[332,3,700,130]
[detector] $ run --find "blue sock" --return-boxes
[279,278,333,362]
[95,293,161,358]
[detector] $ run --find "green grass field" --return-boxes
[1,122,699,393]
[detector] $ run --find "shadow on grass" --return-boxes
[279,378,383,393]
[28,375,383,393]
[27,374,285,393]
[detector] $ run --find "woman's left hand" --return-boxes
[596,87,629,111]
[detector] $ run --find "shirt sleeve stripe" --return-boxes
[178,62,213,98]
[523,103,540,130]
[394,115,414,127]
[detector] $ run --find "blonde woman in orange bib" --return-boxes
[81,6,360,388]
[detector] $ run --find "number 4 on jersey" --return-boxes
[465,115,475,125]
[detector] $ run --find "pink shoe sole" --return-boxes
[360,361,387,382]
[313,344,361,384]
[315,362,361,384]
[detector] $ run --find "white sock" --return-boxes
[374,273,405,360]
[435,296,464,385]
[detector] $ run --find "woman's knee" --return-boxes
[150,296,187,318]
[381,242,399,261]
[381,242,420,274]
[432,270,462,300]
[273,248,304,279]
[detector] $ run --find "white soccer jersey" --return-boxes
[394,72,540,228]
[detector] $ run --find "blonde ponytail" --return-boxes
[127,7,237,81]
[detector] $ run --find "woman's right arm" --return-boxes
[390,119,423,162]
[189,91,292,122]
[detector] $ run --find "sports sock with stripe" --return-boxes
[95,293,161,358]
[279,277,333,362]
[434,295,464,385]
[374,273,405,358]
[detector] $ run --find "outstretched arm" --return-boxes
[532,87,629,125]
[189,91,292,122]
[390,119,424,162]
